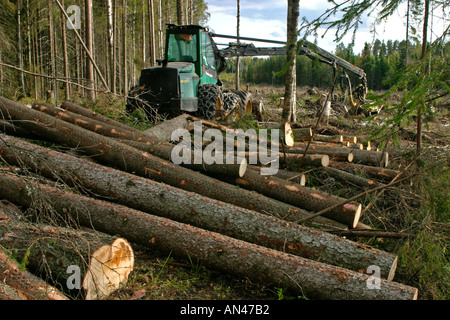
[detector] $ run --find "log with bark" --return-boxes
[116,138,248,179]
[83,136,359,227]
[0,241,69,300]
[282,153,330,167]
[0,213,134,300]
[0,154,395,281]
[60,101,134,132]
[286,143,354,162]
[32,102,160,144]
[321,167,386,189]
[0,97,357,228]
[143,113,192,142]
[236,167,363,228]
[0,120,37,140]
[348,148,389,168]
[329,161,400,180]
[0,134,346,232]
[250,165,306,185]
[289,142,389,167]
[0,171,407,291]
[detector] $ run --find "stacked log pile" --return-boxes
[0,96,417,300]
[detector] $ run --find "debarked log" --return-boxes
[0,171,402,287]
[0,216,134,300]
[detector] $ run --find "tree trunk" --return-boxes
[61,0,70,100]
[85,0,95,100]
[48,0,56,97]
[250,165,306,185]
[177,0,184,25]
[0,171,399,282]
[235,0,240,90]
[417,0,430,156]
[17,0,26,97]
[282,0,299,122]
[313,134,343,143]
[0,215,134,300]
[0,247,69,300]
[107,0,115,92]
[122,0,128,97]
[282,153,330,167]
[148,0,156,66]
[236,167,362,228]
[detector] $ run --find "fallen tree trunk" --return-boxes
[0,97,351,227]
[0,171,404,289]
[321,167,386,189]
[348,148,389,168]
[0,216,134,300]
[143,113,192,142]
[60,101,135,132]
[32,102,160,144]
[313,134,343,143]
[250,165,306,185]
[329,161,400,180]
[0,239,69,300]
[236,167,363,228]
[0,120,37,140]
[281,145,354,162]
[282,153,330,167]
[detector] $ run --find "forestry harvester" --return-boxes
[126,24,376,120]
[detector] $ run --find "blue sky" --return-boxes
[204,0,444,54]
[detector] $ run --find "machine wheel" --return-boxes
[196,83,223,120]
[232,90,253,117]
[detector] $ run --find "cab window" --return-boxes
[202,33,216,70]
[167,33,198,62]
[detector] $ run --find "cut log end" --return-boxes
[322,155,330,167]
[348,152,354,163]
[82,238,134,300]
[284,122,295,147]
[344,203,362,229]
[239,158,248,178]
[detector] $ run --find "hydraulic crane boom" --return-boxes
[211,33,367,80]
[211,32,371,112]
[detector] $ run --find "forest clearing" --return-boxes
[0,0,448,304]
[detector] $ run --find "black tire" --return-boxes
[223,92,240,112]
[231,90,253,116]
[196,83,223,120]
